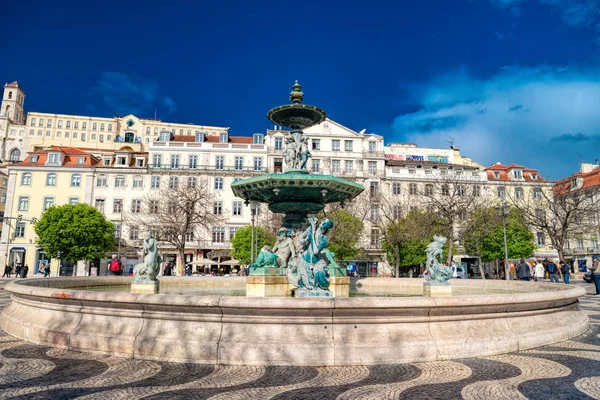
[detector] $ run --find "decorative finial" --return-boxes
[289,80,304,104]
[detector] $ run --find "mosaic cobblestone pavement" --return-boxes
[0,282,599,400]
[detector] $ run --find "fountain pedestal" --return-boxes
[131,281,159,294]
[246,276,291,297]
[423,282,453,297]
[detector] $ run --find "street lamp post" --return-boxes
[496,203,510,280]
[249,201,257,264]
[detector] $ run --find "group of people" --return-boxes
[514,258,574,284]
[2,264,31,278]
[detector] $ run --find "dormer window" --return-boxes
[77,157,85,165]
[159,131,171,142]
[136,158,145,167]
[117,156,127,166]
[103,157,111,166]
[494,172,500,179]
[48,153,59,163]
[513,169,523,179]
[219,133,228,143]
[195,131,205,142]
[531,173,537,180]
[253,134,264,144]
[30,155,38,163]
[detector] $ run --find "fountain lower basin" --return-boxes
[0,277,588,366]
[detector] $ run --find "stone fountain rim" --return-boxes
[3,277,587,310]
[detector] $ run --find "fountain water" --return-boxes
[231,81,363,297]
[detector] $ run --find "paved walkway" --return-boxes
[0,282,598,399]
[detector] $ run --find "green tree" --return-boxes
[322,209,364,261]
[230,226,276,265]
[383,210,448,276]
[463,206,501,279]
[467,207,535,266]
[34,203,115,262]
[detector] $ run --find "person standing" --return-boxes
[534,260,545,282]
[547,259,559,283]
[559,261,570,284]
[2,264,10,278]
[591,256,600,295]
[515,259,531,281]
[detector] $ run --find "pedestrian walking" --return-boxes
[547,259,559,283]
[559,261,570,284]
[22,265,29,278]
[534,260,545,282]
[15,265,21,278]
[2,264,10,278]
[591,256,600,295]
[515,259,531,281]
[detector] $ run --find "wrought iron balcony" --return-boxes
[147,164,267,173]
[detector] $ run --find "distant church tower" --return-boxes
[0,81,27,161]
[1,81,26,125]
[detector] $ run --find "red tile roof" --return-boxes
[555,167,600,194]
[485,163,545,182]
[17,147,100,168]
[171,134,254,144]
[6,81,19,88]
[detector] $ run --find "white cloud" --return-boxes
[391,65,600,179]
[90,72,177,117]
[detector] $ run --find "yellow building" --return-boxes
[1,147,95,275]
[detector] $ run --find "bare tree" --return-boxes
[506,179,597,261]
[420,170,487,264]
[462,206,501,280]
[126,180,225,273]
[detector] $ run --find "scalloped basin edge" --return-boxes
[0,277,589,366]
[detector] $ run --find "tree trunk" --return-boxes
[394,246,400,278]
[476,242,485,280]
[179,248,186,276]
[446,238,454,266]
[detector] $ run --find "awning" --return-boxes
[190,259,218,265]
[220,259,240,266]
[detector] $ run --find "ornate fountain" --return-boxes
[231,81,364,297]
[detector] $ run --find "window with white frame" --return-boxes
[47,119,52,127]
[149,200,159,214]
[513,169,523,179]
[68,121,73,128]
[235,156,243,170]
[332,159,340,173]
[18,196,29,211]
[71,174,81,187]
[253,134,264,144]
[189,155,197,169]
[344,140,353,151]
[48,153,59,163]
[68,197,79,205]
[214,177,223,190]
[473,185,481,197]
[536,232,545,246]
[533,188,542,200]
[169,176,179,189]
[170,155,179,168]
[409,183,418,195]
[20,173,31,186]
[95,175,107,187]
[115,175,125,187]
[456,185,466,196]
[131,199,141,213]
[274,137,283,150]
[312,159,320,172]
[345,160,353,173]
[229,227,239,240]
[368,141,376,153]
[151,176,160,189]
[77,157,85,164]
[212,227,225,243]
[393,205,402,220]
[92,123,97,130]
[30,118,36,126]
[38,118,43,127]
[497,186,505,198]
[103,157,111,166]
[82,122,87,129]
[368,161,377,174]
[113,199,123,213]
[213,201,223,215]
[577,238,584,250]
[15,222,26,238]
[132,176,143,188]
[515,187,524,200]
[371,228,380,246]
[219,133,228,143]
[94,198,105,212]
[232,201,242,216]
[216,156,224,170]
[187,176,197,188]
[117,156,126,166]
[42,196,54,211]
[108,124,112,132]
[152,154,162,166]
[332,140,341,151]
[100,123,105,131]
[254,157,263,171]
[58,120,63,128]
[129,226,139,240]
[393,182,401,195]
[425,184,434,196]
[312,139,320,150]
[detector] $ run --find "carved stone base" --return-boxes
[295,288,333,298]
[131,281,159,294]
[246,276,291,297]
[329,276,349,298]
[423,282,453,297]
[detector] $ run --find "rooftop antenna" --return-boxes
[577,153,583,164]
[445,136,455,149]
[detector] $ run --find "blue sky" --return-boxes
[2,0,600,179]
